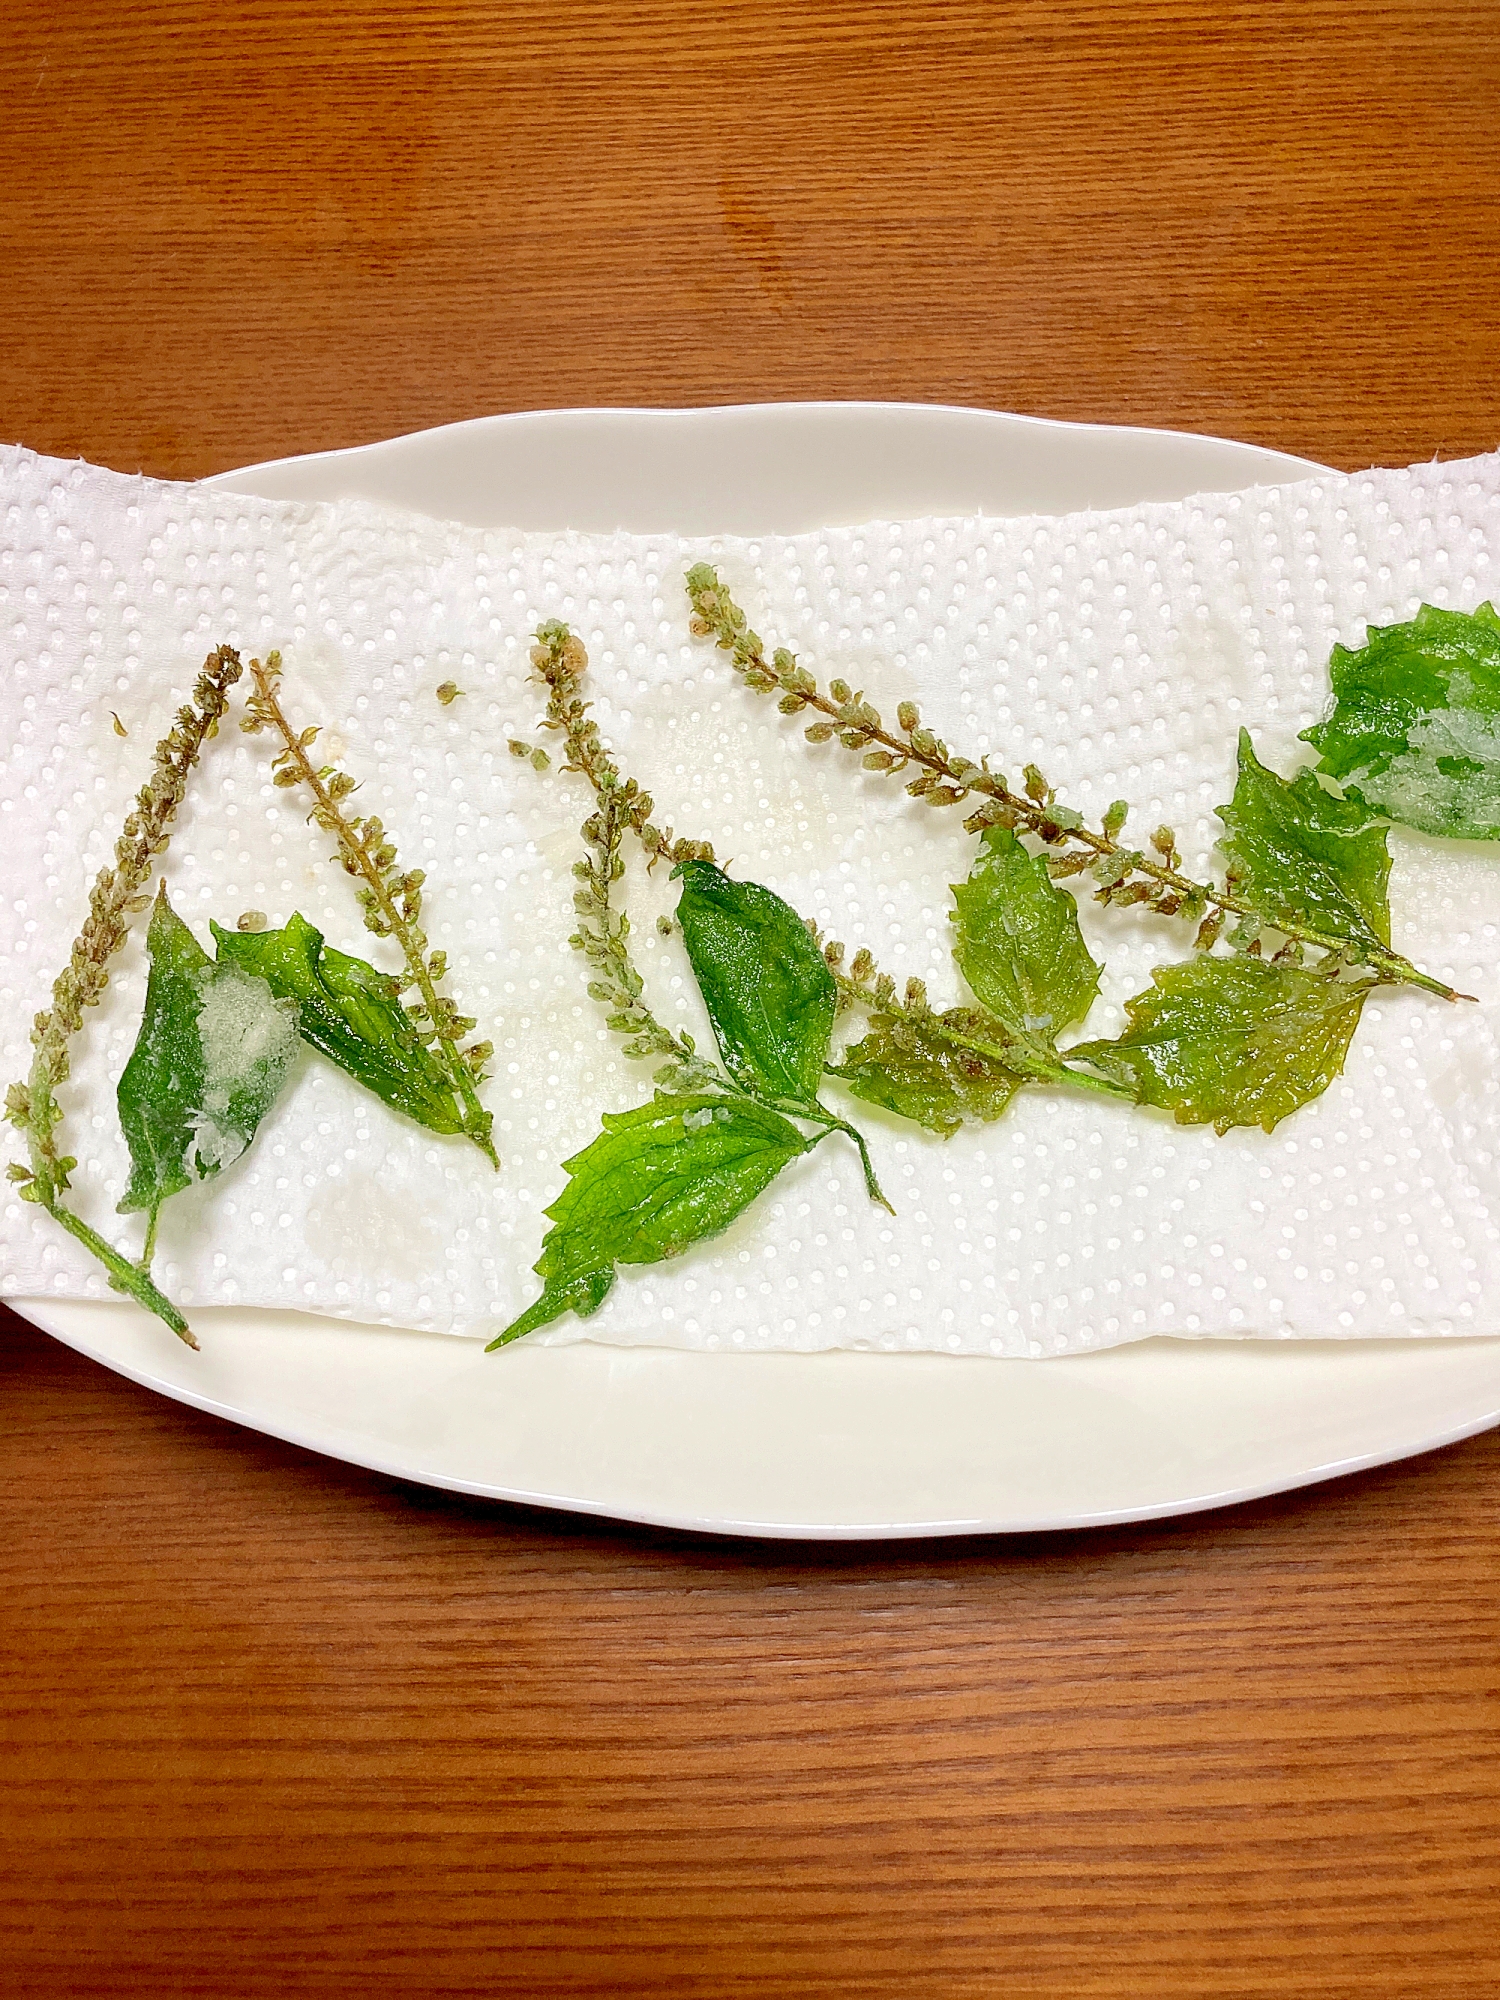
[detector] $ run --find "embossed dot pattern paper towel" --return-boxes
[4,443,1500,1355]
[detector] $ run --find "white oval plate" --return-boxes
[16,404,1500,1537]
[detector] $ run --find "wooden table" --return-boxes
[4,4,1499,1994]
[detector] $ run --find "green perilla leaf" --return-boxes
[950,825,1102,1070]
[1069,955,1369,1135]
[116,887,210,1218]
[213,912,465,1137]
[673,860,836,1107]
[1218,730,1392,951]
[487,1092,811,1347]
[117,885,302,1222]
[831,1007,1028,1138]
[1301,601,1500,839]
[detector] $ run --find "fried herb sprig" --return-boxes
[685,565,1465,1002]
[521,622,892,1205]
[6,645,247,1347]
[489,625,908,1351]
[243,652,498,1167]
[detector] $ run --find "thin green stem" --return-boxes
[49,1202,196,1347]
[799,1105,894,1213]
[1379,959,1472,1002]
[1051,1060,1137,1103]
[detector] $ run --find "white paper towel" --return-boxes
[3,442,1500,1356]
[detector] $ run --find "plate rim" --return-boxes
[205,396,1330,496]
[15,1298,1500,1540]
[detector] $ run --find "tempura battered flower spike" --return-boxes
[684,565,1466,1002]
[524,620,725,1092]
[523,620,715,873]
[5,643,247,1347]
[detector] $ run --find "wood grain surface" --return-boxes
[3,3,1500,1995]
